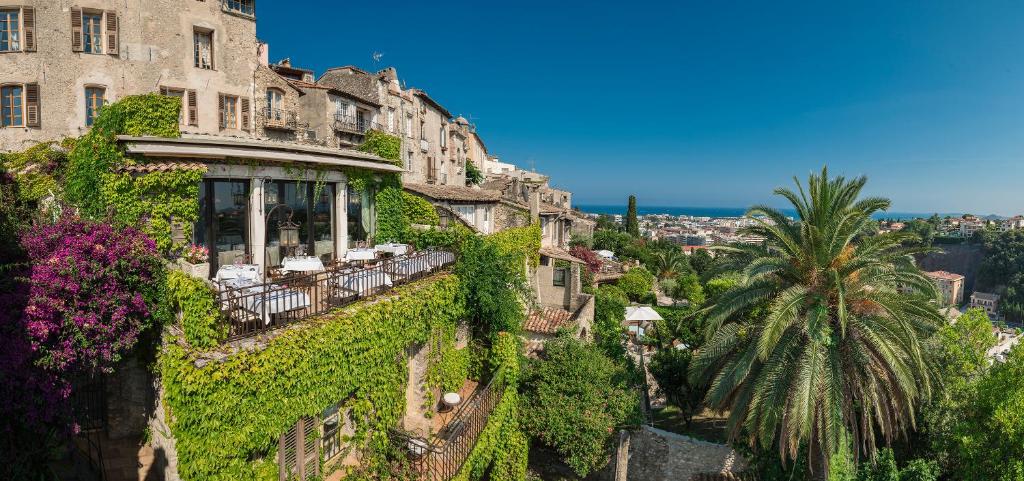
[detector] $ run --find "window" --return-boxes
[266,88,283,120]
[223,0,255,16]
[193,29,213,69]
[387,108,395,132]
[405,150,412,171]
[1,85,22,127]
[85,87,105,126]
[456,205,475,224]
[439,125,446,148]
[161,87,197,127]
[82,11,103,54]
[0,9,20,51]
[160,87,185,123]
[553,268,567,287]
[333,97,350,118]
[219,94,238,129]
[404,113,413,138]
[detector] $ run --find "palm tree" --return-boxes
[690,168,944,478]
[653,249,688,280]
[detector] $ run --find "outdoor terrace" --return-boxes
[215,249,456,341]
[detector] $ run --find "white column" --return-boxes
[250,178,266,276]
[335,179,348,257]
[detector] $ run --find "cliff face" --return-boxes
[917,243,985,292]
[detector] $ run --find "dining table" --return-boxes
[375,243,410,256]
[338,269,394,296]
[241,284,311,325]
[215,264,261,284]
[344,248,378,262]
[281,256,325,273]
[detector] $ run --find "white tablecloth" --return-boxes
[282,256,325,272]
[339,270,393,295]
[215,264,261,283]
[242,285,311,324]
[344,248,377,261]
[424,251,456,268]
[387,257,431,276]
[375,243,410,256]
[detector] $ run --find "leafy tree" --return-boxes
[977,229,1024,321]
[692,167,944,478]
[672,272,705,307]
[943,346,1024,480]
[456,234,529,338]
[569,245,602,276]
[690,248,714,277]
[594,285,628,358]
[649,348,706,429]
[593,228,632,255]
[568,233,593,249]
[901,219,935,247]
[704,276,738,305]
[465,161,484,185]
[625,195,639,237]
[520,336,642,477]
[617,266,654,302]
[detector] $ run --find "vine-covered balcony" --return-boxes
[259,107,305,131]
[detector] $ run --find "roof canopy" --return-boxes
[624,306,663,324]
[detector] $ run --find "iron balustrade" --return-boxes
[260,108,303,130]
[333,114,382,134]
[215,249,456,341]
[389,373,507,481]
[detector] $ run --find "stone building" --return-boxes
[0,0,273,150]
[970,291,1000,318]
[926,270,965,307]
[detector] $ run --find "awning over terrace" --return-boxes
[117,135,403,173]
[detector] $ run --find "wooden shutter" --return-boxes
[186,90,198,126]
[22,7,36,52]
[105,11,118,55]
[217,94,225,130]
[240,97,250,132]
[25,83,40,127]
[70,7,83,52]
[278,417,319,481]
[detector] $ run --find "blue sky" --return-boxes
[258,1,1024,216]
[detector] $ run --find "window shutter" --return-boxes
[278,417,319,481]
[22,7,36,52]
[218,94,225,130]
[71,7,83,52]
[105,11,119,55]
[187,90,198,126]
[25,83,40,127]
[240,97,250,132]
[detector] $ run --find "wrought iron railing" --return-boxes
[333,114,382,134]
[389,372,507,481]
[214,249,456,341]
[259,108,304,130]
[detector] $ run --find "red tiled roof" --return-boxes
[523,307,574,334]
[926,270,964,281]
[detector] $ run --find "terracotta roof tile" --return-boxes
[926,270,964,281]
[524,307,574,334]
[404,182,500,202]
[120,161,207,173]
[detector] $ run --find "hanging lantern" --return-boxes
[279,217,300,249]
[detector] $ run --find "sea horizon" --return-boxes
[576,204,974,221]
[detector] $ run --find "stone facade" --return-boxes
[0,0,262,151]
[620,426,749,481]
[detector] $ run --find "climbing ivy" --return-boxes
[0,140,70,203]
[452,333,527,481]
[165,270,224,349]
[375,186,409,243]
[65,94,181,218]
[357,130,402,166]
[403,192,440,226]
[99,169,204,254]
[159,275,467,481]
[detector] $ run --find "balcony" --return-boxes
[419,138,430,152]
[333,114,381,135]
[390,373,507,481]
[215,249,456,341]
[259,108,303,131]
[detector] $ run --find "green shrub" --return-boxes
[617,266,654,301]
[165,270,224,349]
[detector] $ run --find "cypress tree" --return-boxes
[626,195,639,236]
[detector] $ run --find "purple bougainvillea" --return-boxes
[20,215,164,374]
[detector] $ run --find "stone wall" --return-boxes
[621,426,748,481]
[494,202,530,232]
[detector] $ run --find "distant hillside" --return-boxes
[917,244,985,293]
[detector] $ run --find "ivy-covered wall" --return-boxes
[452,333,528,481]
[165,270,224,349]
[159,275,467,481]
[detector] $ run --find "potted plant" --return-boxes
[179,244,210,279]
